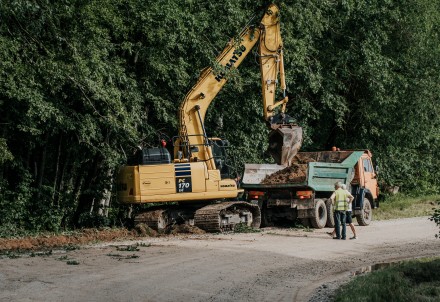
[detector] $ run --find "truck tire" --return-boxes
[325,199,335,228]
[310,199,327,229]
[261,208,270,227]
[356,197,372,226]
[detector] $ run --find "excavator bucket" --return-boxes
[267,126,303,166]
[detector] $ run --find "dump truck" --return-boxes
[242,150,379,228]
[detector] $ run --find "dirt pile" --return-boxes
[261,154,316,185]
[165,224,206,235]
[134,223,159,237]
[0,224,208,252]
[0,228,137,252]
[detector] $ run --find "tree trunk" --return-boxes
[52,135,62,204]
[72,155,101,225]
[56,146,71,208]
[98,169,113,217]
[37,133,49,188]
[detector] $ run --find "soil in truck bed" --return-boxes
[261,154,316,185]
[260,151,352,185]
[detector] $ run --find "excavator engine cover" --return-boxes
[268,125,303,166]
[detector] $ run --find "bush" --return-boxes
[429,202,440,238]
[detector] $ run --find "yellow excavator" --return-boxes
[117,4,302,232]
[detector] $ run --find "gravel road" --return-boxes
[0,216,439,302]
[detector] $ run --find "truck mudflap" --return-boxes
[194,202,261,232]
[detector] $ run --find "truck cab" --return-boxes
[354,151,379,199]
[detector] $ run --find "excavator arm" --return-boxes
[176,4,302,168]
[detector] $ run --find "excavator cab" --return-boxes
[211,139,231,179]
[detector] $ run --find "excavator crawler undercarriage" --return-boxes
[134,202,261,233]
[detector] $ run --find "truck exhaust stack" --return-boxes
[267,125,303,166]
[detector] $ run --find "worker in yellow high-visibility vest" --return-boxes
[330,182,354,240]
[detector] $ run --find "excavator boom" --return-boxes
[258,4,302,166]
[177,4,302,166]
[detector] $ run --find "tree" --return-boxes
[0,0,439,234]
[430,202,440,238]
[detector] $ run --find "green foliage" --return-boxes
[233,223,261,233]
[0,0,439,234]
[0,171,33,231]
[429,202,440,238]
[77,212,113,228]
[335,258,440,302]
[0,138,13,164]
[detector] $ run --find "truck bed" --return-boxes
[241,151,365,192]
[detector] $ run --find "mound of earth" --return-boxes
[165,224,206,235]
[134,223,159,237]
[0,228,137,252]
[0,223,208,252]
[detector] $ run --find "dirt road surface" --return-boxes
[1,216,439,302]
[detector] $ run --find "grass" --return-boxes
[233,223,261,233]
[136,242,151,247]
[116,245,140,252]
[374,194,440,220]
[106,253,140,260]
[66,260,80,265]
[334,196,440,301]
[334,257,440,302]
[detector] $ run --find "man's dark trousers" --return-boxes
[334,210,347,239]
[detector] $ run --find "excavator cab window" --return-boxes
[211,139,231,178]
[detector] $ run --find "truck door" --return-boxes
[361,156,379,199]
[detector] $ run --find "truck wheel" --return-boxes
[356,197,372,226]
[261,208,270,227]
[310,199,327,229]
[325,199,335,228]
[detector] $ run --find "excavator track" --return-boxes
[194,202,261,232]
